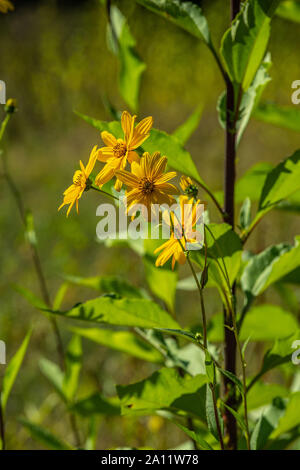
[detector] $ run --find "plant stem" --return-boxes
[195,179,225,221]
[222,0,241,450]
[91,185,119,201]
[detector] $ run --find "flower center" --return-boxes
[140,178,155,194]
[113,142,127,158]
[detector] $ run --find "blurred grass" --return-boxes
[0,0,300,449]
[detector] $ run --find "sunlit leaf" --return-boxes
[220,0,280,90]
[173,105,203,145]
[47,296,180,329]
[107,6,146,111]
[64,274,143,298]
[136,0,211,44]
[63,335,82,402]
[1,330,32,411]
[271,392,300,439]
[117,367,207,419]
[251,397,286,449]
[69,326,163,363]
[254,102,300,131]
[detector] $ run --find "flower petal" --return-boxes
[155,171,177,184]
[95,164,115,187]
[101,131,117,147]
[98,147,115,162]
[127,150,140,163]
[116,169,139,188]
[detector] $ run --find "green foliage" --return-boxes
[250,397,286,449]
[69,326,164,363]
[107,5,146,111]
[173,106,203,146]
[172,421,213,450]
[117,367,207,419]
[47,295,180,329]
[221,0,280,90]
[271,392,300,438]
[64,274,143,298]
[71,394,120,417]
[254,102,300,131]
[19,418,74,450]
[136,0,211,44]
[276,1,300,23]
[1,330,31,411]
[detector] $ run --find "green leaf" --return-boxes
[173,106,203,145]
[239,197,251,230]
[276,1,300,23]
[244,150,300,236]
[71,394,120,417]
[143,255,177,312]
[172,421,213,450]
[208,305,297,342]
[142,128,202,183]
[271,392,300,439]
[191,223,242,294]
[19,418,74,450]
[251,397,286,449]
[222,402,247,434]
[247,381,289,411]
[220,0,280,90]
[1,330,32,411]
[157,328,197,343]
[69,326,163,363]
[217,54,272,144]
[117,367,207,419]
[14,284,47,310]
[235,162,274,203]
[205,384,223,441]
[218,368,243,395]
[63,335,82,402]
[241,237,300,300]
[75,112,203,184]
[136,0,211,44]
[254,102,300,131]
[107,6,145,112]
[240,305,298,341]
[64,274,143,298]
[39,358,66,402]
[47,296,180,329]
[257,329,300,379]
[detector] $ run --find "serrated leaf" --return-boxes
[1,330,32,411]
[69,326,163,363]
[47,296,180,330]
[220,0,280,90]
[64,274,143,298]
[136,0,211,44]
[117,367,207,419]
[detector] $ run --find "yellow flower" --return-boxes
[95,111,153,191]
[154,195,204,270]
[0,0,14,13]
[180,175,198,198]
[116,151,179,219]
[58,146,99,217]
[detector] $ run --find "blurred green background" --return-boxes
[0,0,300,449]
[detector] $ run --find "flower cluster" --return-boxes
[59,111,205,268]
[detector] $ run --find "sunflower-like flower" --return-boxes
[58,146,99,217]
[0,0,14,13]
[180,175,198,199]
[95,111,153,191]
[116,151,179,220]
[154,195,204,270]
